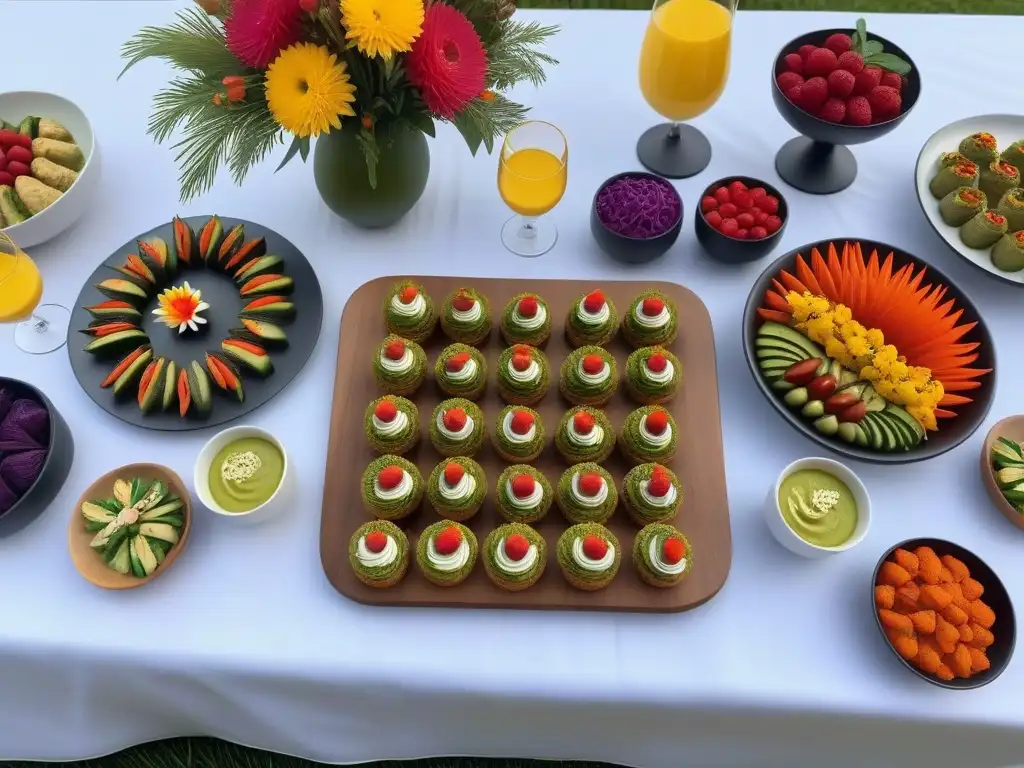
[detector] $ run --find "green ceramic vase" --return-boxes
[313,121,430,229]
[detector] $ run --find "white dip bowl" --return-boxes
[194,425,291,524]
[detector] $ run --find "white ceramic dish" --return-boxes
[914,114,1024,287]
[0,91,99,248]
[764,456,871,559]
[194,426,291,524]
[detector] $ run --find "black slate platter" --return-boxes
[67,216,323,432]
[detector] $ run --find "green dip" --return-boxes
[777,468,857,548]
[208,437,284,513]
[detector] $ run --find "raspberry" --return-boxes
[579,473,604,497]
[853,66,882,95]
[445,352,471,371]
[804,47,838,77]
[728,180,747,197]
[880,71,903,92]
[718,202,738,218]
[700,195,718,213]
[837,51,864,75]
[733,191,753,210]
[645,408,668,435]
[845,95,872,126]
[704,210,723,228]
[364,531,388,553]
[776,72,804,93]
[736,228,749,239]
[383,339,406,360]
[749,225,768,239]
[517,296,538,317]
[442,407,466,431]
[573,410,595,433]
[735,212,754,229]
[444,461,465,485]
[827,69,855,98]
[581,535,608,561]
[784,84,803,107]
[398,286,418,304]
[511,352,532,371]
[764,215,783,234]
[712,186,730,204]
[373,399,397,422]
[755,211,769,226]
[662,536,687,564]
[818,97,847,124]
[510,409,534,434]
[582,354,605,375]
[783,54,804,75]
[434,526,462,555]
[646,353,667,373]
[582,290,605,313]
[510,473,536,498]
[720,218,739,237]
[503,534,530,562]
[800,77,829,112]
[760,196,780,215]
[642,297,665,316]
[798,44,817,60]
[647,472,671,497]
[377,465,404,490]
[867,85,901,122]
[749,187,767,201]
[452,290,475,311]
[824,33,852,55]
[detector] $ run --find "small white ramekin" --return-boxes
[194,425,291,524]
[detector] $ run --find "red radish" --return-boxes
[784,358,822,385]
[5,146,32,164]
[807,375,838,401]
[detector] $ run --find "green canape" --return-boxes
[632,522,692,588]
[939,186,987,228]
[434,343,487,400]
[622,463,681,525]
[482,522,547,592]
[996,187,1024,232]
[621,291,678,348]
[440,287,491,345]
[559,345,617,407]
[383,280,437,343]
[620,405,677,465]
[958,132,999,166]
[429,398,486,457]
[929,161,978,200]
[495,465,553,524]
[491,405,545,462]
[360,455,424,520]
[979,161,1020,209]
[999,140,1024,175]
[416,520,478,587]
[554,406,615,464]
[373,335,427,396]
[565,289,618,347]
[426,457,487,521]
[348,520,410,589]
[496,344,550,406]
[624,346,681,405]
[500,292,551,346]
[938,151,969,169]
[960,210,1008,250]
[991,230,1024,273]
[364,395,419,455]
[556,523,621,591]
[556,463,618,524]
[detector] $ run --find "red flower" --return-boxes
[225,0,304,69]
[405,3,487,119]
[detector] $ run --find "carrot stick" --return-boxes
[939,394,973,406]
[771,278,788,299]
[757,308,793,324]
[935,409,959,419]
[811,248,838,298]
[827,242,844,301]
[939,380,984,392]
[764,291,792,312]
[778,269,808,294]
[795,255,823,295]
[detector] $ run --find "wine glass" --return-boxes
[0,232,70,354]
[637,0,736,178]
[497,121,568,258]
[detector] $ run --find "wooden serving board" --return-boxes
[320,277,732,612]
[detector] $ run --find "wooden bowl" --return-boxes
[980,416,1024,531]
[68,463,192,589]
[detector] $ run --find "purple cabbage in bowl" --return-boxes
[0,392,51,516]
[596,175,681,239]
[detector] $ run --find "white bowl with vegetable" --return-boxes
[0,91,98,248]
[194,425,291,524]
[765,456,872,558]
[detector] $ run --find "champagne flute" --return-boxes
[637,0,736,178]
[497,121,568,258]
[0,232,70,354]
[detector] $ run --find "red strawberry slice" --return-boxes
[377,465,404,490]
[647,470,671,497]
[582,290,605,313]
[452,290,475,311]
[510,409,534,434]
[444,461,465,486]
[579,472,604,497]
[503,534,530,562]
[572,410,595,434]
[383,339,406,360]
[510,473,536,498]
[365,531,388,553]
[641,297,664,316]
[398,286,418,304]
[446,352,471,372]
[513,344,533,356]
[443,408,467,432]
[511,352,532,372]
[647,353,667,373]
[434,525,463,555]
[517,296,538,317]
[582,354,605,375]
[373,400,397,422]
[582,535,608,560]
[645,409,668,435]
[662,537,686,564]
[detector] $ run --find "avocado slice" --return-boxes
[86,302,142,323]
[236,318,288,347]
[198,215,224,264]
[239,274,294,298]
[757,322,824,359]
[131,535,160,577]
[17,116,39,139]
[140,498,184,521]
[996,466,1024,489]
[137,241,166,284]
[216,223,245,269]
[108,539,132,574]
[225,237,268,274]
[81,501,116,530]
[83,328,149,356]
[233,253,281,282]
[161,361,178,412]
[220,339,273,377]
[0,185,30,225]
[96,278,150,304]
[239,302,296,322]
[187,360,213,417]
[138,358,167,415]
[992,438,1024,469]
[139,522,179,545]
[112,348,154,396]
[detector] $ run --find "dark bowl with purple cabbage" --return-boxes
[591,172,683,264]
[0,378,74,536]
[694,175,789,265]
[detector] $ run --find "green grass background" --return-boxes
[5,0,1013,767]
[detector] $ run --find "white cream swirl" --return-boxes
[450,301,482,324]
[372,409,410,438]
[374,470,413,501]
[575,300,610,326]
[570,473,608,507]
[357,535,399,568]
[439,472,477,502]
[571,537,615,571]
[379,347,414,374]
[640,479,677,508]
[506,358,540,384]
[577,360,611,386]
[512,303,547,330]
[436,410,475,441]
[444,357,478,383]
[649,537,686,576]
[643,359,675,385]
[567,419,603,447]
[633,302,670,328]
[506,479,544,509]
[428,536,470,572]
[495,538,539,574]
[502,411,536,443]
[390,292,426,318]
[639,416,672,448]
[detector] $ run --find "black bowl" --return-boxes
[590,172,683,265]
[0,378,75,537]
[742,239,995,464]
[872,538,1015,689]
[694,176,789,265]
[771,29,921,195]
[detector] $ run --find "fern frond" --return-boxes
[120,7,238,79]
[486,21,559,90]
[452,94,529,155]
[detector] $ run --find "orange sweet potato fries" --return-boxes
[757,241,992,420]
[875,547,995,681]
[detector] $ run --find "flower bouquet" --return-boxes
[120,0,558,225]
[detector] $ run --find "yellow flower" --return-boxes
[832,304,852,325]
[825,338,848,363]
[340,0,424,59]
[865,327,884,347]
[265,43,356,138]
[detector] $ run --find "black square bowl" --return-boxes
[590,172,683,265]
[694,176,788,265]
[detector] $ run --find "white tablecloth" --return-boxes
[2,4,1024,766]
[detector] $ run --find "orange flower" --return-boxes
[152,282,209,334]
[480,90,496,102]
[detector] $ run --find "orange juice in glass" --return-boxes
[636,0,736,179]
[0,232,69,354]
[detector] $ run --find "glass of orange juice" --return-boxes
[497,121,568,258]
[637,0,736,178]
[0,232,70,354]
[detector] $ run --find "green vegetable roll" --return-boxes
[958,132,999,166]
[960,210,1008,249]
[979,161,1020,209]
[991,230,1024,273]
[939,186,987,227]
[930,161,978,200]
[996,187,1024,232]
[999,140,1024,174]
[939,151,969,169]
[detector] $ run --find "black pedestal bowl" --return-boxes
[771,29,921,195]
